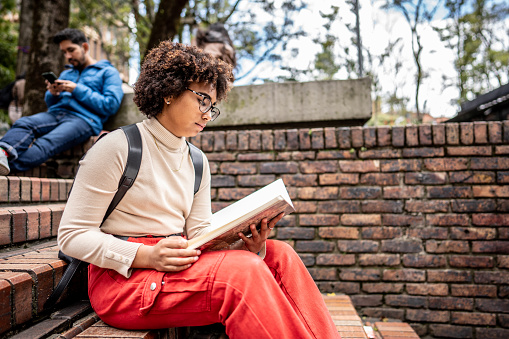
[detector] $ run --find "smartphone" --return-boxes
[42,72,58,84]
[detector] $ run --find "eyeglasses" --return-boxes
[186,88,220,121]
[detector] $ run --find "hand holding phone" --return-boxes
[42,72,58,84]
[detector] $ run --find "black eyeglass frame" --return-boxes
[185,88,220,121]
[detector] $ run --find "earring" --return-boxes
[166,101,171,105]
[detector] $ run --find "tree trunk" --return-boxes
[23,0,70,116]
[143,0,189,61]
[16,0,35,77]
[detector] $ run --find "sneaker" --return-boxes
[0,152,10,175]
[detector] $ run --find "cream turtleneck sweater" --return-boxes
[58,118,212,278]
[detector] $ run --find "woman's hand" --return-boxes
[239,212,285,254]
[132,237,200,272]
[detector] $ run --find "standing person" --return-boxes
[57,41,340,339]
[0,28,124,175]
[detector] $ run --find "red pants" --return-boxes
[88,239,340,339]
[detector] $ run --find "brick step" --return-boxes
[0,203,66,247]
[0,176,73,205]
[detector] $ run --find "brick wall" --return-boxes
[189,121,509,339]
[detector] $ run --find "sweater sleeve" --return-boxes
[57,129,142,278]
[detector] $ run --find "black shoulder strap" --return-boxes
[103,124,143,222]
[187,141,203,195]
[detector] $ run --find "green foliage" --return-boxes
[0,0,18,87]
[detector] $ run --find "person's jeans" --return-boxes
[0,111,94,172]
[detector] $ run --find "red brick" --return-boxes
[8,177,20,202]
[280,174,317,187]
[261,130,274,151]
[311,128,325,149]
[237,153,274,162]
[446,123,460,145]
[392,126,405,147]
[427,186,472,198]
[450,171,496,183]
[361,226,402,239]
[316,150,355,160]
[488,121,502,143]
[363,308,405,320]
[24,206,40,241]
[293,201,316,213]
[307,268,336,280]
[285,129,298,150]
[318,227,358,239]
[431,324,472,338]
[386,295,426,308]
[384,186,424,199]
[40,178,51,201]
[360,173,399,186]
[298,187,338,200]
[476,328,509,339]
[407,227,448,240]
[359,149,401,159]
[49,180,59,201]
[429,297,474,311]
[383,269,425,282]
[298,128,311,150]
[1,272,33,326]
[337,240,379,253]
[9,207,27,243]
[403,254,446,268]
[474,271,509,284]
[217,188,255,201]
[0,279,11,334]
[259,162,298,174]
[382,239,423,253]
[317,281,360,294]
[238,175,276,187]
[337,127,351,149]
[473,185,509,197]
[407,309,449,322]
[495,145,509,154]
[403,147,444,158]
[460,122,474,144]
[424,158,469,171]
[477,299,509,313]
[207,153,236,162]
[497,171,509,183]
[377,126,391,146]
[498,256,509,269]
[361,200,403,213]
[426,240,469,253]
[472,156,509,170]
[276,227,314,240]
[318,201,360,214]
[474,122,488,143]
[323,127,337,148]
[450,227,496,240]
[428,270,472,283]
[498,314,509,328]
[316,254,356,266]
[351,126,363,148]
[319,173,358,185]
[219,163,256,175]
[451,199,496,213]
[362,283,403,293]
[419,124,433,145]
[0,209,11,246]
[426,214,469,226]
[340,187,381,200]
[406,283,448,296]
[295,240,334,253]
[450,284,496,297]
[341,214,381,227]
[449,255,494,268]
[406,126,419,146]
[340,268,380,281]
[363,127,377,148]
[292,151,315,161]
[19,177,31,202]
[381,159,421,172]
[211,175,235,188]
[383,214,424,226]
[248,130,261,150]
[358,254,400,266]
[433,124,446,145]
[300,214,339,226]
[406,200,449,213]
[339,160,380,173]
[472,241,509,254]
[405,172,447,185]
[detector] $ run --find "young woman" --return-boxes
[58,41,340,339]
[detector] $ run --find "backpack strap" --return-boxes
[103,124,143,220]
[187,141,203,195]
[45,124,142,310]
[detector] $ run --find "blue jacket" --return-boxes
[45,60,124,135]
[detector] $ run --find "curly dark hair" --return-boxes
[133,41,233,118]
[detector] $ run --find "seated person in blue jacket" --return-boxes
[0,28,124,175]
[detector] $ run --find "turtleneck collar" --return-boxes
[143,117,186,152]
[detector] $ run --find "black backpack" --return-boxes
[45,124,203,309]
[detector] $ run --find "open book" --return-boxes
[187,179,295,252]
